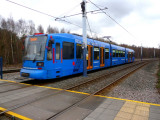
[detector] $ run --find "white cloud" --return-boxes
[0,0,160,48]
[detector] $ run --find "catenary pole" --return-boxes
[81,0,87,76]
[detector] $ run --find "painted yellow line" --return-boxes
[0,79,18,83]
[0,79,31,86]
[0,107,32,120]
[0,107,6,111]
[1,79,160,106]
[0,79,89,94]
[94,95,160,106]
[66,90,90,95]
[34,85,63,91]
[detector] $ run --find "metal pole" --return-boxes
[141,43,143,61]
[81,0,87,76]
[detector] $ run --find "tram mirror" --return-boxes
[47,40,53,51]
[50,39,54,44]
[49,36,54,44]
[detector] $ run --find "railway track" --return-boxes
[47,61,149,120]
[3,69,20,74]
[69,61,148,92]
[0,61,149,119]
[50,61,146,91]
[0,82,33,94]
[1,63,137,94]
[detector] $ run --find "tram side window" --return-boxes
[118,50,121,57]
[94,47,99,60]
[131,52,133,58]
[130,52,132,58]
[76,44,83,59]
[47,40,52,60]
[56,43,60,60]
[123,51,125,57]
[119,51,121,57]
[121,51,123,57]
[112,50,116,57]
[63,42,74,59]
[105,48,109,59]
[116,50,119,57]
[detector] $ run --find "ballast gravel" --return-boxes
[2,61,160,104]
[106,61,160,104]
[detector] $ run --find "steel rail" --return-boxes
[47,61,149,120]
[0,61,148,119]
[3,69,20,74]
[95,62,148,95]
[66,61,145,90]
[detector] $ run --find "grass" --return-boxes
[157,60,160,90]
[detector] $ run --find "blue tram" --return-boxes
[20,33,135,79]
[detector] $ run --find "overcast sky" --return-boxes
[0,0,160,48]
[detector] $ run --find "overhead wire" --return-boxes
[5,0,83,29]
[56,8,108,20]
[88,0,136,39]
[58,2,81,18]
[5,0,99,35]
[6,0,115,40]
[86,17,93,38]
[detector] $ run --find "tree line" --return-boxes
[0,16,70,65]
[0,16,159,65]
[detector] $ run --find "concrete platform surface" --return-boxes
[0,79,160,120]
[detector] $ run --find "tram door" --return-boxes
[128,52,130,62]
[87,45,93,69]
[100,47,105,67]
[131,52,133,62]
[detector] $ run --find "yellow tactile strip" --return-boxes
[114,101,150,120]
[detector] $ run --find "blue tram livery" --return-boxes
[20,33,135,79]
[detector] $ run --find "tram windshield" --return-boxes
[23,36,47,61]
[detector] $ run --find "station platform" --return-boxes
[0,79,160,120]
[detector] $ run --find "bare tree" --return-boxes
[28,20,36,35]
[16,19,28,37]
[7,17,15,63]
[53,27,59,33]
[46,25,55,34]
[60,28,65,33]
[1,18,7,29]
[37,24,44,33]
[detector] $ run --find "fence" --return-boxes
[0,57,2,79]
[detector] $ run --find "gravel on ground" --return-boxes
[106,61,160,104]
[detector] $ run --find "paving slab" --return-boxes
[55,107,92,120]
[84,97,160,120]
[0,89,57,108]
[0,80,160,120]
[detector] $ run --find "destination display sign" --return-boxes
[30,37,37,41]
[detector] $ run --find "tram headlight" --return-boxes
[37,62,44,67]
